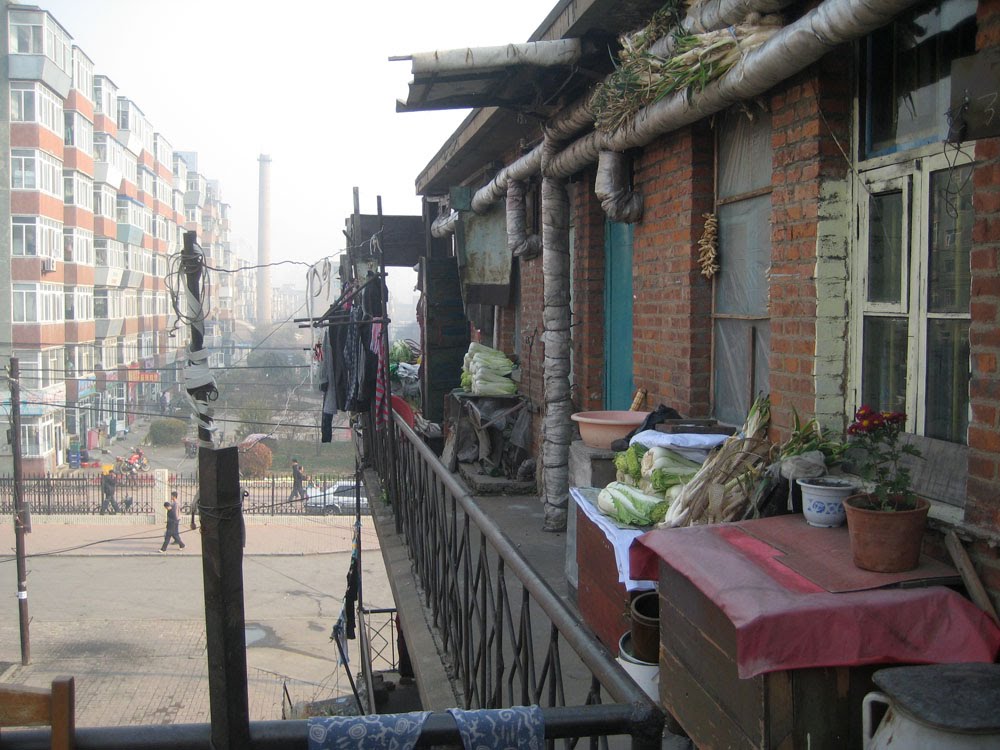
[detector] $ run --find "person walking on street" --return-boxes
[100,469,120,514]
[168,491,182,545]
[288,459,308,502]
[159,501,185,552]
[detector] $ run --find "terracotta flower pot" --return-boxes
[843,494,930,573]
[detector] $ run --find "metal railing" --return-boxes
[368,413,664,749]
[363,606,400,672]
[0,473,361,516]
[1,706,661,749]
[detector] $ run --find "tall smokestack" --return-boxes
[256,154,272,324]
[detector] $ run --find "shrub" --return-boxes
[147,418,187,446]
[241,442,273,478]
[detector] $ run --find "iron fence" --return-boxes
[367,413,664,749]
[0,473,360,516]
[362,607,399,672]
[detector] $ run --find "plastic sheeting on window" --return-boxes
[713,320,770,426]
[716,195,771,316]
[718,109,773,199]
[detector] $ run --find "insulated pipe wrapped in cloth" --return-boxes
[595,150,643,223]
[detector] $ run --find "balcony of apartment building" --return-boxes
[93,287,125,340]
[116,97,152,168]
[93,130,124,189]
[115,195,145,247]
[7,7,73,99]
[185,171,207,209]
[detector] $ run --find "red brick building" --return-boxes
[404,0,1000,601]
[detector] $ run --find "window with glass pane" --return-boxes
[925,319,969,442]
[861,316,908,412]
[928,165,972,313]
[862,0,977,157]
[867,190,905,303]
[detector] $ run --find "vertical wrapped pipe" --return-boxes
[507,179,541,259]
[540,137,573,532]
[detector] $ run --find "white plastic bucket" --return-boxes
[617,632,659,701]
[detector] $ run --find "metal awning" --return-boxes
[392,39,583,114]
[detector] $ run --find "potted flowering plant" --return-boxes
[842,406,929,573]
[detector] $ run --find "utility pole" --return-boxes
[182,231,250,749]
[8,356,30,665]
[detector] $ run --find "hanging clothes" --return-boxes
[371,322,389,426]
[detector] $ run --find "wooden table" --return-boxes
[633,517,1000,749]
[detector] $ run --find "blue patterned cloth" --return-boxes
[308,711,431,750]
[447,705,545,750]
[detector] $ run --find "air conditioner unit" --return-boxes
[41,257,56,273]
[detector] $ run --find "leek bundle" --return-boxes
[658,395,773,527]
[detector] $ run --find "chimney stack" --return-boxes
[256,154,272,324]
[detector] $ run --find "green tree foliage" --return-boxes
[147,418,187,446]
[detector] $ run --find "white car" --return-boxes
[303,482,370,515]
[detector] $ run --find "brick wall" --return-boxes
[570,171,608,412]
[769,60,852,440]
[630,127,715,417]
[967,0,1000,544]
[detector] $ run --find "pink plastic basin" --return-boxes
[571,410,650,450]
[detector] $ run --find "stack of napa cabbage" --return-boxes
[461,342,517,396]
[597,442,702,526]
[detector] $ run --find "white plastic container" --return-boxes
[617,632,659,701]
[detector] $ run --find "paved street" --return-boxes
[0,516,390,727]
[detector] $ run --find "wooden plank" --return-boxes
[659,645,758,750]
[50,676,74,750]
[944,530,1000,624]
[659,574,766,745]
[0,683,51,725]
[576,505,630,654]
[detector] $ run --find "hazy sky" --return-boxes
[41,0,549,291]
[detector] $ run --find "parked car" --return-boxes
[303,481,370,515]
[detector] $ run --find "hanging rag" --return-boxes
[446,705,545,750]
[371,322,389,426]
[308,711,431,750]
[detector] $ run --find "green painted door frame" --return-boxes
[604,221,634,409]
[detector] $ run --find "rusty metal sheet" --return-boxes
[456,204,511,307]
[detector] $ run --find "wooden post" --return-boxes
[199,446,250,749]
[8,357,30,665]
[182,232,250,748]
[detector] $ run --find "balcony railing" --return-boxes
[367,413,664,748]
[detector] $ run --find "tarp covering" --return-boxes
[631,517,1000,678]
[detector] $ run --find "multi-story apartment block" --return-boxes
[2,4,254,473]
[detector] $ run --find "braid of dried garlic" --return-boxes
[698,212,719,279]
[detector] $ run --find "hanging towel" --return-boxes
[308,711,431,750]
[447,705,545,750]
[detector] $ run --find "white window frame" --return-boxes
[64,285,94,321]
[64,170,94,211]
[63,227,94,264]
[95,238,126,269]
[11,148,62,197]
[13,282,64,323]
[64,111,94,156]
[10,83,64,137]
[850,146,975,441]
[93,183,117,220]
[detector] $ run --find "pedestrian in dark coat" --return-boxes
[288,459,308,501]
[100,470,120,514]
[159,501,185,552]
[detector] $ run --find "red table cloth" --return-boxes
[631,519,1000,678]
